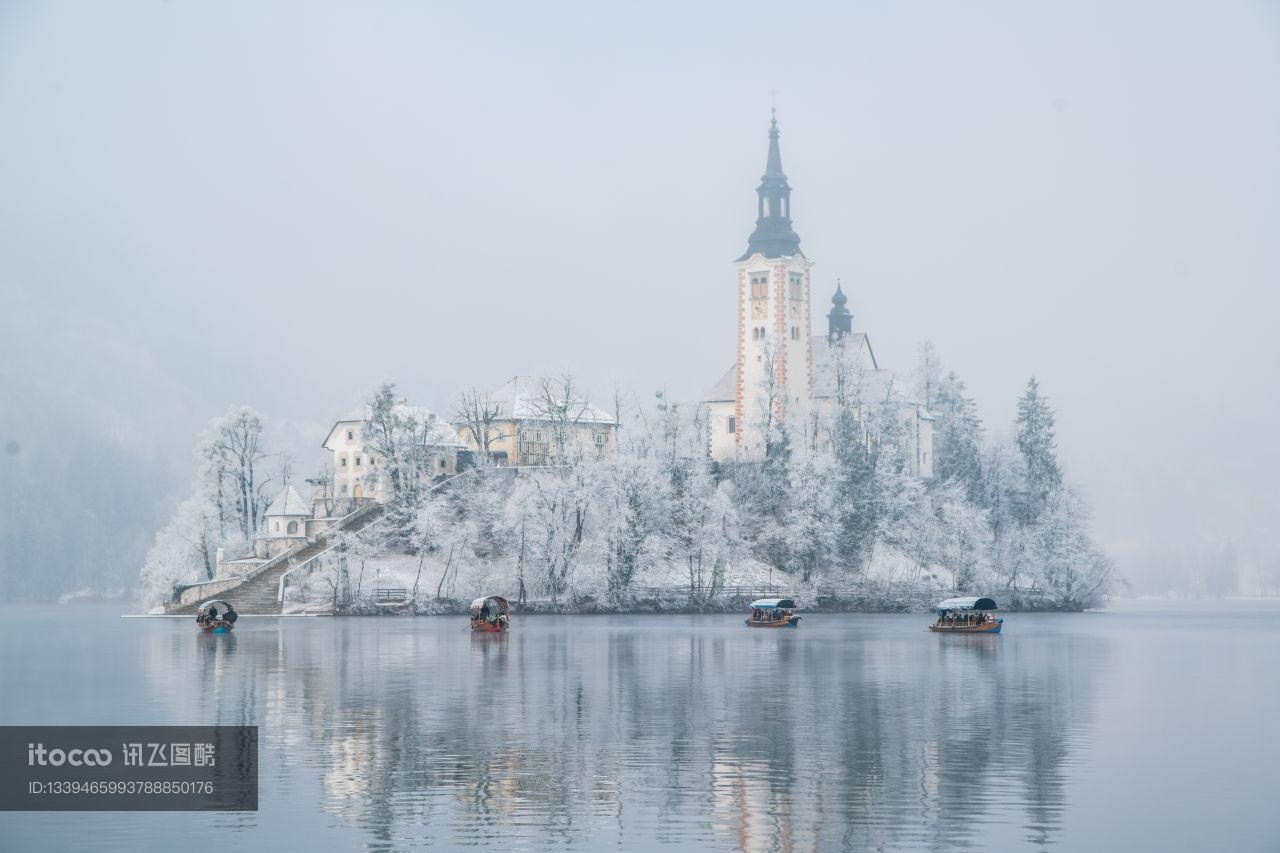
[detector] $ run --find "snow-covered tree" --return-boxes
[932,371,985,504]
[139,406,283,605]
[200,406,280,542]
[1014,376,1062,523]
[452,387,506,458]
[912,340,944,411]
[138,492,218,605]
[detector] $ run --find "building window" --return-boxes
[440,458,447,468]
[727,416,736,434]
[594,432,607,446]
[750,274,769,300]
[789,274,804,301]
[287,520,299,535]
[790,326,800,340]
[272,521,279,533]
[354,456,362,467]
[346,430,354,441]
[339,456,347,468]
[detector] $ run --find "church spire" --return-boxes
[828,280,852,339]
[737,109,802,261]
[764,109,785,178]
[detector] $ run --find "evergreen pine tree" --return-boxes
[933,371,985,504]
[1014,376,1062,523]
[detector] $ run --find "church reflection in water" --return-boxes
[155,617,1108,850]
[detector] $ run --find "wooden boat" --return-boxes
[929,596,1003,634]
[196,599,238,634]
[745,598,801,628]
[469,596,510,633]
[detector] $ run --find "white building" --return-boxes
[261,484,310,557]
[321,400,466,504]
[705,112,934,477]
[454,375,617,466]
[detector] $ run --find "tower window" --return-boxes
[791,326,800,340]
[750,274,769,300]
[789,274,804,301]
[727,416,736,434]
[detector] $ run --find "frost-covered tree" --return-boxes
[912,340,944,411]
[363,383,434,499]
[530,374,597,463]
[452,387,506,458]
[201,406,279,542]
[783,446,839,583]
[1014,376,1062,523]
[596,454,664,605]
[138,492,217,605]
[932,371,985,504]
[528,466,591,605]
[1023,488,1113,608]
[929,481,993,592]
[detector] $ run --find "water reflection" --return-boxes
[3,610,1114,851]
[241,618,1100,849]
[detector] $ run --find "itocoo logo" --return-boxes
[27,743,112,767]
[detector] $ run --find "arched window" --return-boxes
[287,520,299,535]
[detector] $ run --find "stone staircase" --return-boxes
[167,467,526,617]
[169,503,386,615]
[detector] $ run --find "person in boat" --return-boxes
[224,606,238,625]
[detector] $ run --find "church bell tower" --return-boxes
[733,111,814,453]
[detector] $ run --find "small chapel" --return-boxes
[704,112,934,477]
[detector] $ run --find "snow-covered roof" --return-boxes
[706,366,736,403]
[324,401,467,449]
[750,598,797,609]
[704,334,890,404]
[937,596,997,611]
[485,376,615,425]
[266,485,310,517]
[810,335,901,402]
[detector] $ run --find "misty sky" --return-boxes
[2,1,1277,591]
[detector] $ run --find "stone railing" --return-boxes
[172,575,254,609]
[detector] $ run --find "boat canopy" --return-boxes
[936,596,997,612]
[469,596,510,614]
[749,598,797,610]
[198,599,235,613]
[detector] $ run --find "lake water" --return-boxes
[1,601,1277,851]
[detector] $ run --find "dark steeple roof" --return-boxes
[737,110,802,261]
[828,280,852,338]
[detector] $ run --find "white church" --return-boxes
[705,112,934,476]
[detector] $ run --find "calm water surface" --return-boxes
[1,601,1277,851]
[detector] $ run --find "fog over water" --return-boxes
[1,2,1277,597]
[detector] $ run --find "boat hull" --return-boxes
[745,615,801,628]
[200,623,233,634]
[929,619,1002,634]
[470,621,508,633]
